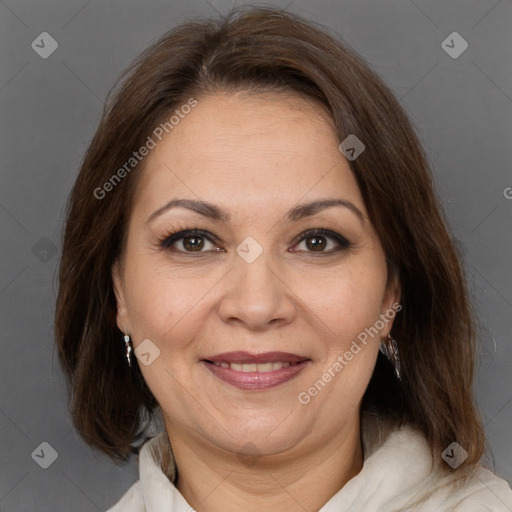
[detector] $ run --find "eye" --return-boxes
[292,228,351,254]
[159,227,351,256]
[160,228,221,254]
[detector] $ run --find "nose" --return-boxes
[217,250,297,331]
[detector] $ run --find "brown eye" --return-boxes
[293,228,351,254]
[161,228,220,253]
[182,236,205,251]
[305,235,327,251]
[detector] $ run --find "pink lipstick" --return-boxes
[201,351,311,390]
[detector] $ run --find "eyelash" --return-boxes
[158,225,352,256]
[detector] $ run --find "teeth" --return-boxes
[212,361,292,372]
[257,363,274,372]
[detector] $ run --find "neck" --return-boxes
[165,415,364,512]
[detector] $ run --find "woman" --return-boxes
[55,7,512,511]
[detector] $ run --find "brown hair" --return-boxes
[55,6,486,472]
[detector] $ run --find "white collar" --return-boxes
[135,412,512,511]
[137,412,431,511]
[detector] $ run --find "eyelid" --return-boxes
[159,226,351,254]
[291,228,351,252]
[159,227,220,250]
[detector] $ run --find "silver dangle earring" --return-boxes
[124,332,132,367]
[380,334,401,380]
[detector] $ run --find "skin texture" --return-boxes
[112,91,400,511]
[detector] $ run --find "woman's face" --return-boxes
[113,91,399,458]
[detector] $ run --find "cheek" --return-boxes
[123,255,217,349]
[293,262,388,343]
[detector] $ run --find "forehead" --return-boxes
[132,92,366,221]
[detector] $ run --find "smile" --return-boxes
[211,361,292,372]
[201,351,311,390]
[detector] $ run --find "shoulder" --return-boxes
[362,414,512,511]
[105,480,145,512]
[403,461,512,511]
[445,465,512,511]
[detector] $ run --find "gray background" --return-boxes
[0,0,511,510]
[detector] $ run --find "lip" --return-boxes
[203,351,308,364]
[201,351,311,390]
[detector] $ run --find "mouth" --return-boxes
[200,351,312,390]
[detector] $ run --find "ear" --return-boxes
[379,272,401,338]
[112,259,130,334]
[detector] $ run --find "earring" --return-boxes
[124,332,132,367]
[380,334,401,380]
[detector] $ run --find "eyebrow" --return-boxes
[145,198,365,225]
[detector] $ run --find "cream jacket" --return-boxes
[106,412,512,511]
